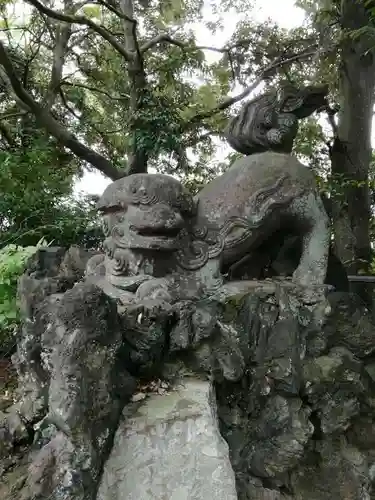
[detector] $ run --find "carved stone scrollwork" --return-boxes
[108,248,130,276]
[224,83,328,156]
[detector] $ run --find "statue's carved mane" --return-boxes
[224,84,328,157]
[176,175,306,271]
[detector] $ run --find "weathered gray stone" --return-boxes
[97,379,238,500]
[0,411,14,459]
[347,416,375,451]
[11,282,136,500]
[59,245,98,280]
[290,438,371,500]
[237,477,292,500]
[212,281,329,496]
[303,347,365,434]
[324,292,375,357]
[14,274,76,425]
[118,298,174,376]
[25,247,67,279]
[12,245,95,426]
[20,432,77,500]
[248,396,313,478]
[224,83,328,156]
[229,231,349,293]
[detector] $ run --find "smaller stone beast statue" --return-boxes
[224,83,328,156]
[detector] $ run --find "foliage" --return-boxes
[0,241,44,352]
[0,0,334,182]
[0,124,101,248]
[0,0,240,180]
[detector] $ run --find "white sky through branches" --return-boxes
[74,0,307,195]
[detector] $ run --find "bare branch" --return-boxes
[26,0,135,62]
[61,80,129,101]
[0,110,27,120]
[59,87,80,119]
[140,34,185,53]
[0,39,125,180]
[96,0,136,23]
[140,35,274,56]
[184,48,319,129]
[140,35,243,54]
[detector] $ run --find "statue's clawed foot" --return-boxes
[288,192,330,289]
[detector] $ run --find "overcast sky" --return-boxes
[74,0,306,196]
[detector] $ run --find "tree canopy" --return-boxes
[0,0,330,179]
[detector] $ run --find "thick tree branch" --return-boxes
[119,0,149,175]
[120,0,140,55]
[184,48,319,129]
[140,35,261,55]
[59,87,81,119]
[26,0,135,62]
[0,67,31,112]
[0,40,124,180]
[46,0,73,110]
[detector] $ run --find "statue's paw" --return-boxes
[121,298,173,336]
[85,254,105,277]
[292,268,317,289]
[120,299,173,374]
[135,278,173,303]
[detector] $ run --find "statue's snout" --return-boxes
[130,203,185,232]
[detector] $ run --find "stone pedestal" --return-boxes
[97,379,238,500]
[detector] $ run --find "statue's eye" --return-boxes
[131,186,137,194]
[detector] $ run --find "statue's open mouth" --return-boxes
[133,227,181,239]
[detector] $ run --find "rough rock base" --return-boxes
[97,378,238,500]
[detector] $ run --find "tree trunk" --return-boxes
[120,0,149,175]
[331,0,375,276]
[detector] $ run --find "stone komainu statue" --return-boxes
[224,84,329,156]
